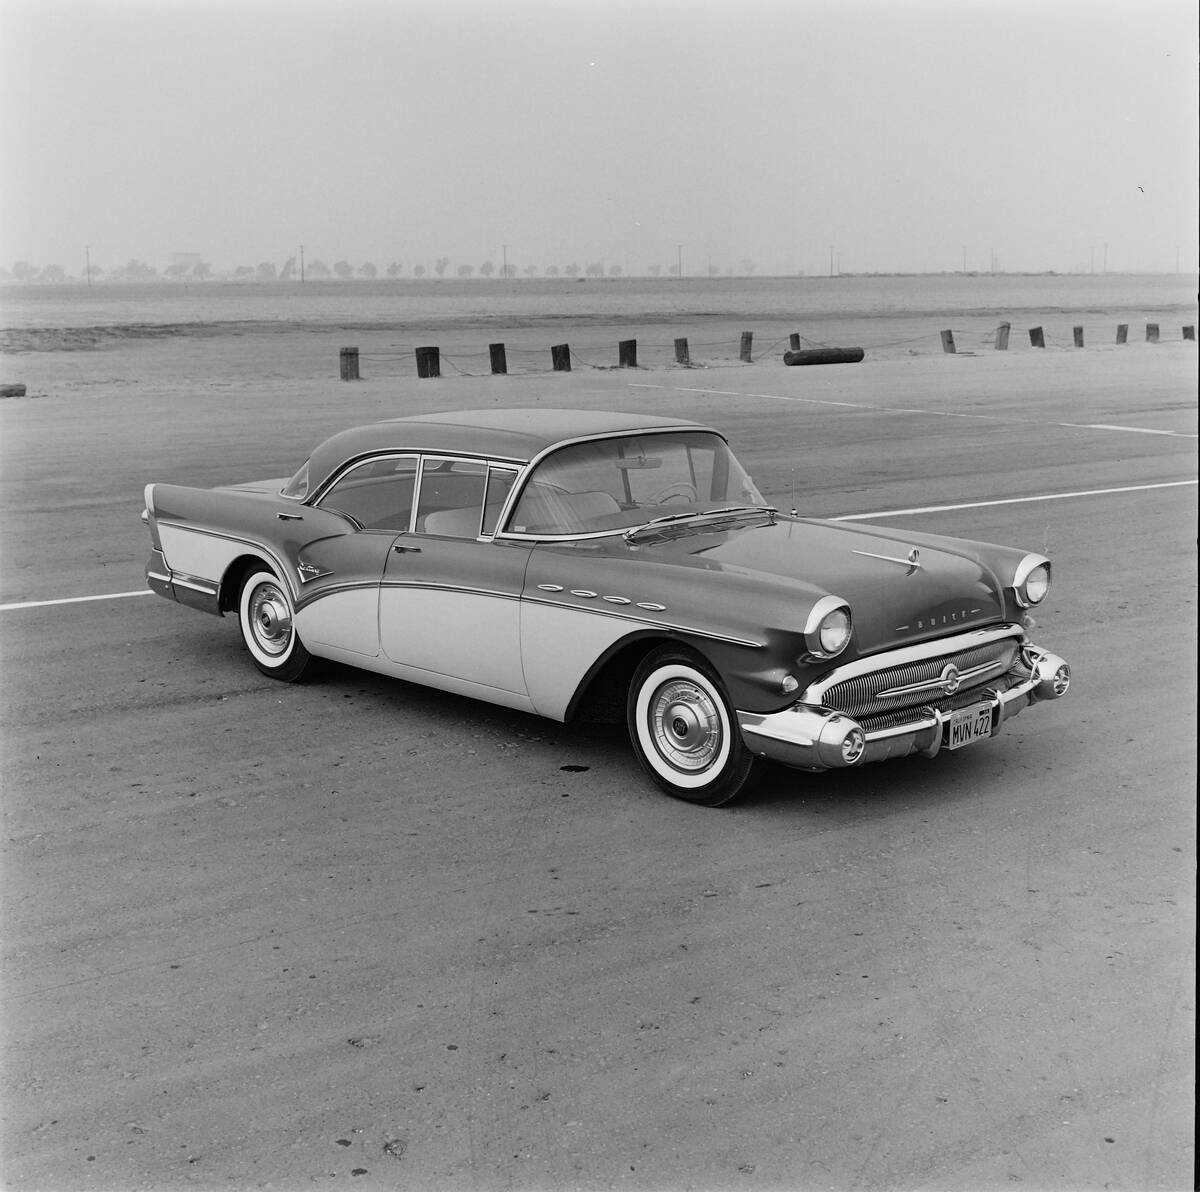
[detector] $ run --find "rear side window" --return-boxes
[317,455,418,530]
[415,459,488,537]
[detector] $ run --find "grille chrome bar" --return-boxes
[802,624,1025,721]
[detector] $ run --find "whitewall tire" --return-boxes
[237,569,312,681]
[627,648,762,806]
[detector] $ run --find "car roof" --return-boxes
[304,408,718,489]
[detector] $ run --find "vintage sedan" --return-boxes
[143,408,1070,805]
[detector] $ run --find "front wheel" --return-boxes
[627,648,763,806]
[237,569,312,681]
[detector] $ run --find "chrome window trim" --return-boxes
[413,454,499,541]
[309,452,420,530]
[801,624,1026,705]
[479,463,523,540]
[305,447,527,506]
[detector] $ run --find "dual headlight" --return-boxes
[1014,554,1052,608]
[804,596,853,660]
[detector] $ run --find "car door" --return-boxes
[291,454,419,658]
[379,458,532,702]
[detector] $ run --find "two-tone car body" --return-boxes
[143,408,1070,804]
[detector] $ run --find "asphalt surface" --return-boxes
[1,345,1196,1191]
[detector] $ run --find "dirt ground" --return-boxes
[1,328,1195,1191]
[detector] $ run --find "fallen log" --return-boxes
[1,383,28,398]
[783,347,864,366]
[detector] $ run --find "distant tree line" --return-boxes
[1,256,758,284]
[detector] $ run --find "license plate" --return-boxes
[945,702,994,750]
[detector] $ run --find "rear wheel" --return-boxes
[237,569,311,681]
[627,647,763,806]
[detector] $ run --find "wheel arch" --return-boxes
[219,552,280,614]
[565,632,718,724]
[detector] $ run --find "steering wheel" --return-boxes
[647,482,698,505]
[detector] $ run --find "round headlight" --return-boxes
[1014,555,1052,608]
[819,607,852,654]
[805,597,853,659]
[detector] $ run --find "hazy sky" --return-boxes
[1,0,1196,276]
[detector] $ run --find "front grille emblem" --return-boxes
[940,664,961,695]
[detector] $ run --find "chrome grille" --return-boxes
[822,640,1020,720]
[857,674,1026,734]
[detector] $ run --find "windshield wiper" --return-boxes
[623,505,777,543]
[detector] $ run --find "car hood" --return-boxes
[636,515,1005,654]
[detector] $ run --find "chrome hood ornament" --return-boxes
[853,546,922,574]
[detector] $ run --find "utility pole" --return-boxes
[502,244,508,280]
[84,245,91,286]
[299,245,305,283]
[677,244,682,279]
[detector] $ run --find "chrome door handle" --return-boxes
[277,513,303,521]
[392,544,422,554]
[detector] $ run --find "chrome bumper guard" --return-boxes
[738,637,1070,772]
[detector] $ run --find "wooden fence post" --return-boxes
[995,322,1011,350]
[415,346,440,378]
[739,331,753,362]
[551,344,571,372]
[489,343,507,374]
[1116,324,1129,344]
[674,337,690,365]
[789,333,801,350]
[940,330,957,353]
[618,339,638,368]
[1184,326,1196,341]
[339,347,360,381]
[1146,323,1159,343]
[1073,326,1085,348]
[1029,327,1045,349]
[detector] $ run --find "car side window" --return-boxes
[481,466,519,536]
[317,455,418,530]
[416,458,488,538]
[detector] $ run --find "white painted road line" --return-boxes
[2,479,1195,613]
[629,383,1200,438]
[833,479,1198,521]
[0,590,155,612]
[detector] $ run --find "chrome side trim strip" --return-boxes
[155,521,292,596]
[520,592,764,649]
[170,573,219,595]
[294,580,385,611]
[379,580,521,602]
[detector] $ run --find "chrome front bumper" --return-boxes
[738,640,1071,772]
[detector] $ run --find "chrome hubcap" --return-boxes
[248,583,292,656]
[649,679,722,772]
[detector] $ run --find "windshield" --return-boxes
[505,431,766,537]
